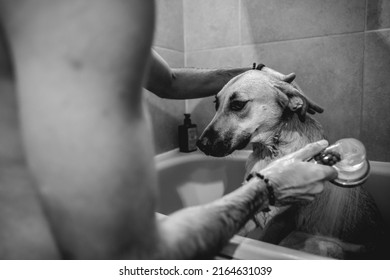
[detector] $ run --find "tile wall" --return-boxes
[183,0,390,161]
[147,0,185,154]
[151,0,390,161]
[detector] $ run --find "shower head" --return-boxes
[312,138,370,188]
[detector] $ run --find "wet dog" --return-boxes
[197,67,385,259]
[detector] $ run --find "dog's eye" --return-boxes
[230,100,248,111]
[213,96,219,111]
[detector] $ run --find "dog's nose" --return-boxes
[197,127,220,155]
[196,137,211,155]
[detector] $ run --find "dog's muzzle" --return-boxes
[196,137,213,155]
[197,127,251,157]
[196,128,230,157]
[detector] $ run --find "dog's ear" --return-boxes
[266,69,323,119]
[262,67,296,83]
[274,81,306,122]
[282,73,296,84]
[274,82,304,112]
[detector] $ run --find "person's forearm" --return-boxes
[154,178,269,259]
[161,68,251,99]
[145,50,251,99]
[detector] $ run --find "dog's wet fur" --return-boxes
[198,68,386,259]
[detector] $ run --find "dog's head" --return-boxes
[197,68,307,157]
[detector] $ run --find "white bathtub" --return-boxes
[155,149,390,259]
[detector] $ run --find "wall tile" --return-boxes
[186,47,242,130]
[189,96,216,136]
[241,0,366,44]
[240,34,364,144]
[361,30,390,161]
[186,47,242,68]
[367,0,390,30]
[154,0,184,51]
[154,47,185,68]
[184,0,240,51]
[147,48,185,154]
[145,91,185,155]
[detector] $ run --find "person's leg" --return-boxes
[0,0,158,259]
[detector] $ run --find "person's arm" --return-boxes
[145,49,251,99]
[2,0,334,260]
[153,140,337,259]
[155,177,269,259]
[146,51,324,116]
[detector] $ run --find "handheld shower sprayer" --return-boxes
[311,138,370,188]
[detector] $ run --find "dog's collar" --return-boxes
[252,63,265,71]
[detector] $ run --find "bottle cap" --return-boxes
[184,114,192,125]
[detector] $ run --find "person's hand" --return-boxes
[279,81,324,121]
[259,140,338,206]
[259,65,323,119]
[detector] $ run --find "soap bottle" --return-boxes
[178,114,198,152]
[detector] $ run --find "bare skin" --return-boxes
[0,0,336,259]
[145,50,252,99]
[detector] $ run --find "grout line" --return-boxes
[238,0,244,66]
[186,45,242,54]
[154,46,185,53]
[182,0,187,67]
[186,31,368,54]
[360,0,368,139]
[364,0,368,32]
[182,0,189,113]
[238,0,242,46]
[365,27,390,33]
[184,28,390,55]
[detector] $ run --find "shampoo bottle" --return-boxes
[178,114,198,152]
